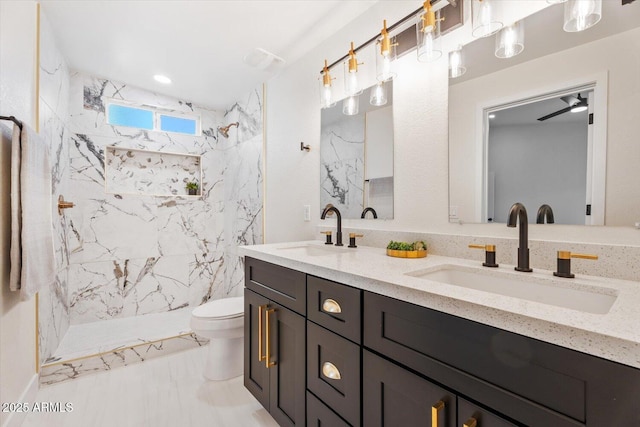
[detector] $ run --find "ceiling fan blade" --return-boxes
[537,106,572,121]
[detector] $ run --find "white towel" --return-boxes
[10,123,56,300]
[9,123,22,291]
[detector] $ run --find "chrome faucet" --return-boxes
[507,202,533,272]
[536,204,555,224]
[360,207,378,219]
[321,205,343,246]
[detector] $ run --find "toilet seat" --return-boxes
[192,296,244,320]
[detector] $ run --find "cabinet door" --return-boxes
[363,350,456,427]
[267,301,306,427]
[458,398,517,427]
[244,289,270,409]
[307,391,351,427]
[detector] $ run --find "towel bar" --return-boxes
[57,195,74,215]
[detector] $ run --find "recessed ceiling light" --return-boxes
[489,114,496,119]
[154,74,172,84]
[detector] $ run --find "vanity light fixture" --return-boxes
[416,0,443,63]
[344,42,363,96]
[320,59,336,109]
[343,95,360,116]
[495,20,524,59]
[376,20,398,81]
[471,0,503,38]
[563,0,602,32]
[449,45,466,78]
[153,74,172,84]
[370,81,387,106]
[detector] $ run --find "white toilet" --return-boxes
[190,296,244,380]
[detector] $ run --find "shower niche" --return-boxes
[105,146,202,197]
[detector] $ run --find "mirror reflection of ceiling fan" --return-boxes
[537,93,588,121]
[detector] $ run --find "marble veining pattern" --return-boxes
[320,114,365,218]
[38,11,72,366]
[40,333,207,386]
[105,146,201,196]
[63,73,263,329]
[221,87,264,297]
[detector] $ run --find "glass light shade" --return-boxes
[416,10,442,63]
[344,61,361,96]
[319,78,335,109]
[563,0,602,32]
[342,95,359,116]
[376,39,397,81]
[449,47,466,79]
[495,21,524,59]
[472,0,503,38]
[370,82,387,106]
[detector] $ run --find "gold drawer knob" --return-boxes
[322,298,342,314]
[322,361,341,380]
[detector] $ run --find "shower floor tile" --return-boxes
[47,307,194,363]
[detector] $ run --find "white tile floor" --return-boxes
[24,347,280,427]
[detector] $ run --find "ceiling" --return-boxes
[489,90,591,127]
[40,0,379,110]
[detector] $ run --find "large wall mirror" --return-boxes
[321,82,394,219]
[449,2,640,226]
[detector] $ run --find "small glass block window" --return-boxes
[159,114,197,135]
[107,104,154,130]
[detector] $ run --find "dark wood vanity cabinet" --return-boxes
[244,257,640,427]
[244,258,306,427]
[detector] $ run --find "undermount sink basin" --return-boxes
[277,244,350,256]
[405,265,618,314]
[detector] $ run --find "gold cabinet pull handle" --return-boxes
[431,400,445,427]
[322,298,342,314]
[265,308,276,368]
[463,417,477,427]
[321,361,341,380]
[258,305,267,362]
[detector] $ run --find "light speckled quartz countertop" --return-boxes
[239,241,640,369]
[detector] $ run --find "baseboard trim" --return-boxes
[1,373,39,427]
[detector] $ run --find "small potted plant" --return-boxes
[386,240,427,258]
[186,180,199,196]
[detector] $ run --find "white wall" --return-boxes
[365,105,393,179]
[0,1,38,425]
[488,122,587,224]
[450,26,640,227]
[265,0,640,247]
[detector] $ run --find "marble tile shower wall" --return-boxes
[221,87,264,297]
[320,114,365,218]
[64,72,263,325]
[38,12,71,365]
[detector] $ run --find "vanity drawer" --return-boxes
[458,398,516,427]
[307,321,361,427]
[307,391,351,427]
[307,276,361,344]
[363,350,456,427]
[363,291,585,426]
[245,257,306,315]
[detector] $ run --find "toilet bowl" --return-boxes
[190,296,244,380]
